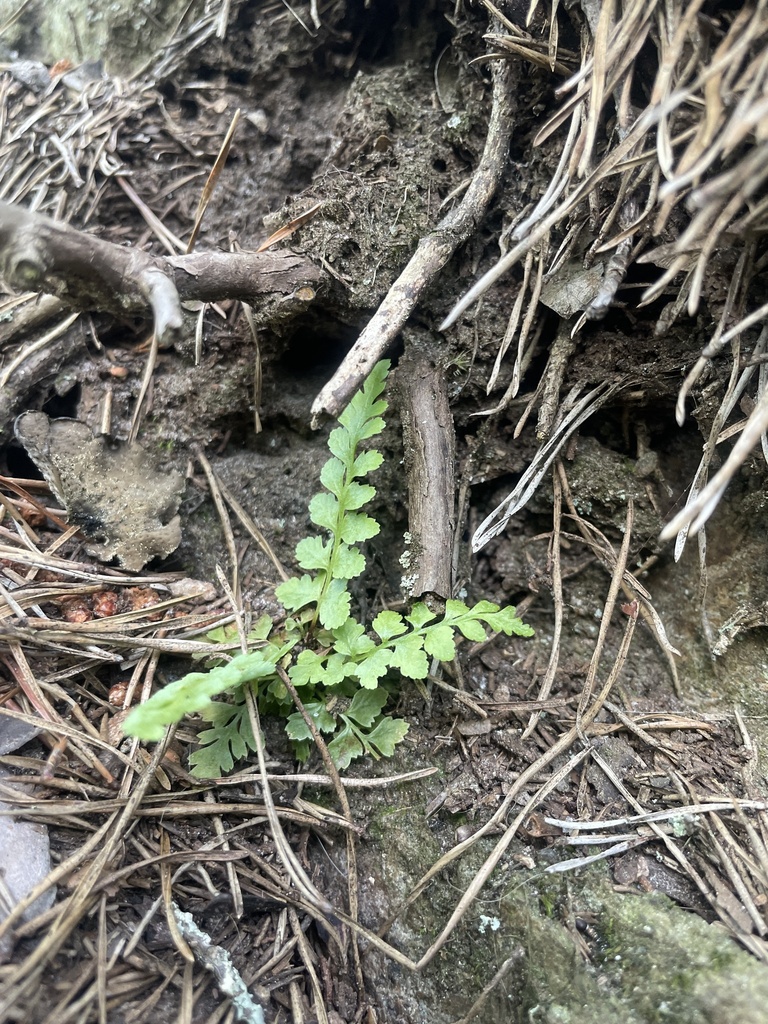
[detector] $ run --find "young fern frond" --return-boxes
[275,358,387,629]
[124,643,291,742]
[123,358,533,778]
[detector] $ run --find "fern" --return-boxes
[189,696,257,777]
[123,359,533,777]
[274,359,386,629]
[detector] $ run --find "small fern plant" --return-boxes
[124,360,533,777]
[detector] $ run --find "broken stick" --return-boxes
[310,53,515,425]
[0,201,322,345]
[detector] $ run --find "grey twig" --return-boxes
[0,201,322,346]
[311,54,515,424]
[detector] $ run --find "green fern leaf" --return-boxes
[352,450,384,477]
[338,359,389,433]
[388,632,429,679]
[353,648,393,689]
[319,456,346,495]
[286,701,337,741]
[452,617,487,642]
[423,622,456,661]
[275,573,324,613]
[329,543,366,579]
[340,512,380,543]
[344,687,388,728]
[290,649,349,687]
[341,481,376,510]
[406,603,437,628]
[327,725,364,770]
[332,619,376,657]
[308,492,340,531]
[124,649,280,741]
[188,698,256,778]
[371,610,407,641]
[474,601,536,636]
[126,359,533,779]
[327,425,355,462]
[317,578,352,629]
[295,536,332,571]
[365,717,409,758]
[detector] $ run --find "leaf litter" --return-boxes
[1,0,768,1021]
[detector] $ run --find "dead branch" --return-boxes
[397,339,456,602]
[0,201,323,345]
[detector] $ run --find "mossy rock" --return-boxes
[0,0,201,75]
[503,869,768,1024]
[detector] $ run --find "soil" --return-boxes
[2,2,768,1023]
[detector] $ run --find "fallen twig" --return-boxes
[0,201,322,347]
[397,341,456,600]
[311,53,515,423]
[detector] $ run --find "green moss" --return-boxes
[0,0,201,75]
[493,869,768,1024]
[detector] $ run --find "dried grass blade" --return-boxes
[0,737,170,1011]
[664,327,768,550]
[160,829,194,961]
[472,381,616,550]
[577,0,613,177]
[289,907,328,1024]
[662,391,768,540]
[241,687,336,922]
[706,814,767,936]
[186,107,240,254]
[486,248,533,394]
[239,301,263,433]
[545,837,646,872]
[277,665,363,990]
[522,465,563,739]
[0,312,80,389]
[205,788,243,918]
[128,330,159,442]
[195,450,241,599]
[116,176,185,255]
[255,201,322,252]
[97,893,108,1024]
[382,591,639,965]
[216,477,289,581]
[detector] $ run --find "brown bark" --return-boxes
[0,201,323,346]
[398,340,456,603]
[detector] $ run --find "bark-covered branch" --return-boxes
[398,341,456,603]
[0,201,323,345]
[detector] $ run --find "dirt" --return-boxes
[2,2,768,1022]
